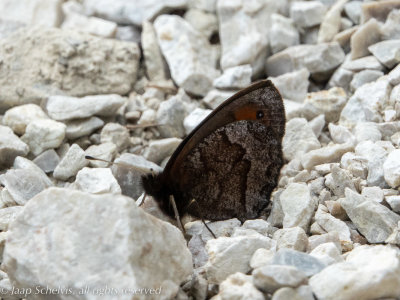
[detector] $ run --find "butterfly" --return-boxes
[141,80,285,223]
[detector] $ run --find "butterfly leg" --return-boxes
[169,195,186,235]
[188,199,216,239]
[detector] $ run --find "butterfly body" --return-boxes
[142,80,285,222]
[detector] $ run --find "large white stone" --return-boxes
[53,144,89,180]
[309,242,343,266]
[265,42,345,81]
[355,141,388,187]
[205,233,275,284]
[302,87,347,123]
[85,142,117,168]
[290,1,327,28]
[350,18,381,59]
[213,65,252,89]
[269,13,300,54]
[3,104,49,135]
[282,118,320,161]
[368,40,400,69]
[280,183,314,231]
[73,167,121,194]
[83,0,188,26]
[0,27,140,112]
[62,13,117,38]
[0,125,29,168]
[252,265,307,293]
[318,0,348,43]
[156,95,187,138]
[218,0,280,76]
[184,9,218,39]
[0,0,63,27]
[46,94,125,121]
[65,117,104,140]
[143,138,182,164]
[384,149,400,188]
[183,108,212,135]
[3,187,193,300]
[141,21,168,81]
[21,119,66,156]
[273,227,308,252]
[213,272,264,300]
[100,123,130,152]
[309,245,400,300]
[340,189,400,243]
[269,69,309,103]
[154,15,219,96]
[301,143,354,170]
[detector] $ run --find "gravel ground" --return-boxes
[1,0,400,299]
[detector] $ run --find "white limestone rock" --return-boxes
[272,285,314,300]
[46,94,125,121]
[213,65,252,89]
[100,123,130,152]
[0,0,63,27]
[205,233,275,284]
[3,187,193,300]
[350,18,381,60]
[384,149,400,188]
[141,21,168,82]
[0,207,24,231]
[83,0,188,26]
[269,13,300,54]
[62,13,117,38]
[156,95,187,138]
[344,1,362,24]
[250,248,275,269]
[265,42,345,82]
[368,40,400,69]
[386,196,400,212]
[252,265,307,293]
[111,153,162,200]
[355,141,388,187]
[328,123,355,144]
[65,117,104,140]
[183,108,212,135]
[314,205,352,248]
[302,87,347,123]
[0,27,139,112]
[290,1,327,28]
[301,143,354,170]
[85,143,117,168]
[203,89,235,109]
[350,69,384,92]
[269,69,309,103]
[340,189,400,243]
[381,9,400,40]
[325,165,356,197]
[73,167,121,194]
[184,9,218,39]
[317,0,348,43]
[213,272,264,300]
[0,125,29,168]
[217,0,280,76]
[273,227,308,252]
[282,118,320,161]
[33,149,60,173]
[0,160,52,206]
[154,15,219,96]
[280,183,314,231]
[309,242,343,266]
[21,119,66,156]
[271,248,326,277]
[353,122,382,143]
[309,245,400,300]
[53,144,89,181]
[342,55,384,72]
[340,79,391,127]
[143,138,182,164]
[3,104,49,135]
[327,67,354,92]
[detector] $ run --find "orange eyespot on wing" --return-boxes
[234,106,258,121]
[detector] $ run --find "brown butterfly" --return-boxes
[141,80,285,223]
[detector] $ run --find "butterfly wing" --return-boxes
[174,120,284,221]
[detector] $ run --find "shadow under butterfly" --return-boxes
[141,79,286,233]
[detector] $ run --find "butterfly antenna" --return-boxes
[169,195,186,235]
[188,199,216,239]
